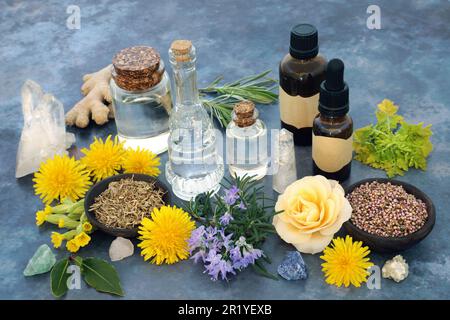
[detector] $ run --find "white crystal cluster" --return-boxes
[382,255,409,282]
[15,80,75,178]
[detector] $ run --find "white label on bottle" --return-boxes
[312,134,353,173]
[279,86,319,129]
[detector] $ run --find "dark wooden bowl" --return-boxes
[84,173,170,238]
[343,178,435,253]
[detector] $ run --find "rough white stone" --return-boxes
[15,80,75,178]
[109,237,134,262]
[382,255,409,282]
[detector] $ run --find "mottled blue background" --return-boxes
[1,0,449,299]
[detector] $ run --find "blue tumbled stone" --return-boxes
[277,251,307,280]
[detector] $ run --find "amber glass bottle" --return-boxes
[279,24,327,146]
[312,59,353,182]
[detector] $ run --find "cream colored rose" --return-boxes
[273,175,352,254]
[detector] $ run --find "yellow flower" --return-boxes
[74,232,91,247]
[35,210,47,226]
[58,218,65,228]
[33,155,92,205]
[51,232,64,248]
[82,222,93,233]
[66,239,80,253]
[320,236,373,288]
[81,135,125,182]
[377,99,398,115]
[44,206,53,215]
[273,175,352,254]
[122,147,161,177]
[138,205,195,265]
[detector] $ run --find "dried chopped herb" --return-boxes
[90,178,165,229]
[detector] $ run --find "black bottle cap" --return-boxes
[319,58,349,116]
[289,24,319,59]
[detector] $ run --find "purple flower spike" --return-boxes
[219,212,234,226]
[223,185,240,206]
[188,226,205,252]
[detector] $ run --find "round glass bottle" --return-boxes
[110,46,172,154]
[226,101,268,180]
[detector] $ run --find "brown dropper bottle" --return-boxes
[279,24,327,146]
[312,58,353,182]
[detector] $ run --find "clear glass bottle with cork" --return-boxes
[165,40,224,201]
[110,46,172,154]
[226,100,268,180]
[279,23,327,146]
[312,58,353,182]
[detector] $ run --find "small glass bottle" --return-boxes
[110,46,172,154]
[226,101,268,180]
[312,59,353,182]
[279,23,327,146]
[165,40,224,201]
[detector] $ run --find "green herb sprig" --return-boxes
[200,70,278,127]
[353,99,433,177]
[186,175,279,280]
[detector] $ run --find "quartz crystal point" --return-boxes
[23,244,56,276]
[15,80,75,178]
[272,129,297,193]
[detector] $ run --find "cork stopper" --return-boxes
[112,46,164,91]
[233,100,256,127]
[170,40,193,62]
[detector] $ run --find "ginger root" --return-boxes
[65,65,114,128]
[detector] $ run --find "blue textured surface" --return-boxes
[278,251,308,281]
[1,0,449,299]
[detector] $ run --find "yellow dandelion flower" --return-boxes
[58,218,65,228]
[35,210,47,226]
[82,222,93,233]
[320,235,374,288]
[81,135,125,182]
[138,205,195,265]
[74,232,91,247]
[33,155,91,205]
[66,239,80,253]
[51,232,64,248]
[122,147,161,177]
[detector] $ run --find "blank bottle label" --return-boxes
[312,134,353,173]
[279,86,320,129]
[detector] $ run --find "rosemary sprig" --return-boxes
[200,70,278,127]
[185,175,278,280]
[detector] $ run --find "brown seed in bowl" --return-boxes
[346,181,428,237]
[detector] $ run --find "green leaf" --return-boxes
[50,258,70,298]
[353,99,432,177]
[252,260,279,281]
[81,258,124,296]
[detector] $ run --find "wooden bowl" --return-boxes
[84,173,170,238]
[343,178,435,253]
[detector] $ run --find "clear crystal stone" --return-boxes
[15,80,75,178]
[272,129,297,193]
